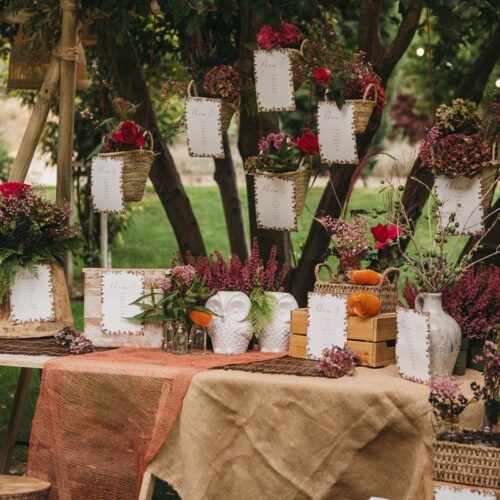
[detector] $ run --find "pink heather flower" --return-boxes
[156,277,172,291]
[430,375,461,399]
[173,265,196,286]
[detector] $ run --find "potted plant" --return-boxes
[0,183,81,336]
[82,97,155,203]
[129,265,215,355]
[244,131,319,215]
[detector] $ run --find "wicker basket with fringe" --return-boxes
[98,131,155,203]
[432,431,500,489]
[245,156,312,216]
[352,83,377,134]
[313,263,399,314]
[187,80,239,135]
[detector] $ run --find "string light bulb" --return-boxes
[495,79,500,88]
[416,47,425,57]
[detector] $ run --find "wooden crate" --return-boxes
[289,308,396,367]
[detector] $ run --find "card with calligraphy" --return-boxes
[91,156,125,214]
[100,270,145,336]
[10,264,55,324]
[434,175,484,235]
[254,49,295,112]
[254,174,298,232]
[434,484,497,500]
[317,101,358,164]
[396,307,431,384]
[185,97,224,158]
[306,292,348,360]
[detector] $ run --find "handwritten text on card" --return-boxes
[91,156,125,214]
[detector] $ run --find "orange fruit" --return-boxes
[189,310,213,327]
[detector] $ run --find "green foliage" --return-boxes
[0,133,13,182]
[249,281,277,338]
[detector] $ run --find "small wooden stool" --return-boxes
[0,476,51,500]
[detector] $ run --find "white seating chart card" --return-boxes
[306,292,348,360]
[91,156,125,214]
[317,101,358,164]
[254,49,295,112]
[10,264,55,324]
[434,176,484,235]
[254,174,297,232]
[185,97,224,158]
[396,307,431,384]
[434,484,497,499]
[100,270,145,336]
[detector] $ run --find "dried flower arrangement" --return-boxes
[319,344,360,378]
[0,183,81,300]
[55,326,94,355]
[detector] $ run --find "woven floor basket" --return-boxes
[432,434,500,489]
[314,263,399,314]
[98,138,155,202]
[352,83,377,134]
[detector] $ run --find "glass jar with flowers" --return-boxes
[129,265,215,355]
[81,97,155,203]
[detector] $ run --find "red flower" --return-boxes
[113,121,144,147]
[279,22,301,46]
[371,223,403,248]
[314,67,331,84]
[0,182,30,199]
[297,132,319,155]
[256,25,281,49]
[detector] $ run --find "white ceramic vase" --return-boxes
[205,291,253,355]
[258,292,298,353]
[415,292,461,380]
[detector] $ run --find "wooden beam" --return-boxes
[8,57,60,183]
[56,0,78,207]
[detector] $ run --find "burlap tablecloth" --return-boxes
[148,365,484,500]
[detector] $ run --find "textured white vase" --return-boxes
[415,292,461,380]
[205,291,253,354]
[258,292,298,353]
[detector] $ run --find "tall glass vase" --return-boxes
[162,322,174,352]
[190,324,207,355]
[172,322,189,355]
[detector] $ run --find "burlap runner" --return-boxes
[27,347,286,500]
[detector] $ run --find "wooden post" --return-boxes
[56,0,78,207]
[100,213,109,268]
[8,57,60,183]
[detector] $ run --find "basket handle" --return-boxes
[187,80,198,98]
[142,130,154,151]
[380,267,400,284]
[314,263,336,282]
[362,83,377,102]
[492,140,499,162]
[299,38,310,55]
[298,155,312,171]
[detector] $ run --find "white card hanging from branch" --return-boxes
[10,264,55,325]
[396,307,431,384]
[185,81,224,158]
[317,101,358,164]
[254,49,295,112]
[434,175,484,235]
[254,173,298,232]
[306,292,348,360]
[91,156,125,214]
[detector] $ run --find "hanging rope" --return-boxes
[52,46,78,61]
[145,14,157,130]
[307,81,313,129]
[426,8,435,119]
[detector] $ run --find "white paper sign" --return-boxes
[185,97,224,158]
[254,174,297,232]
[91,156,125,214]
[317,101,358,164]
[396,308,431,384]
[254,49,295,112]
[306,292,348,360]
[434,484,497,499]
[10,264,55,324]
[434,176,484,235]
[100,271,145,335]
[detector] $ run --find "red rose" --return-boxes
[371,223,403,248]
[314,67,331,84]
[278,22,301,46]
[134,132,145,147]
[256,25,281,50]
[0,182,30,199]
[297,132,319,156]
[114,121,139,145]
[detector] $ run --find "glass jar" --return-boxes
[162,322,174,352]
[172,322,189,355]
[190,324,207,355]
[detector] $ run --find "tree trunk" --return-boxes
[213,133,249,260]
[98,32,206,258]
[237,8,293,272]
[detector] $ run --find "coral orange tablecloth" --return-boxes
[27,347,285,500]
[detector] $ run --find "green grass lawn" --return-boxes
[0,184,469,481]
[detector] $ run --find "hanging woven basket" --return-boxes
[245,155,312,216]
[288,40,309,91]
[8,25,89,90]
[352,83,378,134]
[98,131,155,203]
[187,80,239,135]
[313,263,399,314]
